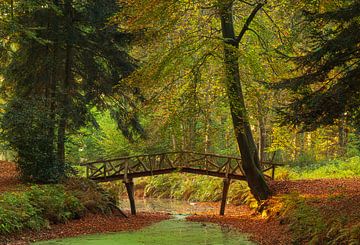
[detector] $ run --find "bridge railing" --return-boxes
[80,151,281,181]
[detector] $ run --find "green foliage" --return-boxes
[276,194,327,244]
[276,0,360,130]
[277,156,360,180]
[140,174,253,204]
[1,97,64,183]
[0,192,45,234]
[27,185,85,223]
[0,0,142,183]
[228,182,257,209]
[270,194,360,245]
[0,179,115,235]
[65,178,116,214]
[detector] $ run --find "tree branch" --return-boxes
[234,2,265,45]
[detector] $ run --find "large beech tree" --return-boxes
[219,0,270,200]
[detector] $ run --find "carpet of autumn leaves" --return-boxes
[189,178,360,245]
[0,161,23,193]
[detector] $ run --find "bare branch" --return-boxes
[234,2,265,45]
[237,0,256,6]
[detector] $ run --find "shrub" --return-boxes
[0,192,45,234]
[0,179,114,236]
[27,185,85,223]
[64,178,115,214]
[0,97,65,183]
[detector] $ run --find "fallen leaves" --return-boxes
[0,161,23,193]
[2,212,170,245]
[188,178,360,245]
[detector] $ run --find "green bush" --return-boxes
[27,185,85,223]
[1,97,65,183]
[0,192,45,234]
[0,179,114,236]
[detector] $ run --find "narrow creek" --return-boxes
[33,198,256,245]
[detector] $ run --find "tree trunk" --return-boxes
[338,115,346,151]
[219,1,270,201]
[257,96,268,162]
[48,0,60,167]
[57,0,74,167]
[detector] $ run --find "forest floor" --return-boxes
[1,161,359,244]
[188,178,360,245]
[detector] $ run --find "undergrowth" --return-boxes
[276,156,360,180]
[0,178,117,236]
[265,193,360,245]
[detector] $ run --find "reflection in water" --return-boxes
[118,197,215,214]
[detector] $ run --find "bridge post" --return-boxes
[220,178,230,216]
[124,179,136,215]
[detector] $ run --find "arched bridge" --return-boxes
[81,151,280,216]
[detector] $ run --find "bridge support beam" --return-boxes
[220,178,231,216]
[124,179,136,215]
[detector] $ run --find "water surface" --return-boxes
[34,215,255,245]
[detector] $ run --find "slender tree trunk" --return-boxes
[57,0,73,167]
[48,0,60,166]
[258,116,267,162]
[338,115,346,152]
[219,1,270,201]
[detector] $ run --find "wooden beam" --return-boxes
[124,179,136,215]
[220,178,231,216]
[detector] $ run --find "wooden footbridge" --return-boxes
[81,151,279,216]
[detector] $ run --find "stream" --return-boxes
[33,198,256,245]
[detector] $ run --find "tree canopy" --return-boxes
[276,0,360,131]
[0,0,143,182]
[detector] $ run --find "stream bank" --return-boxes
[2,212,169,245]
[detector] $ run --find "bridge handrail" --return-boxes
[80,151,242,166]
